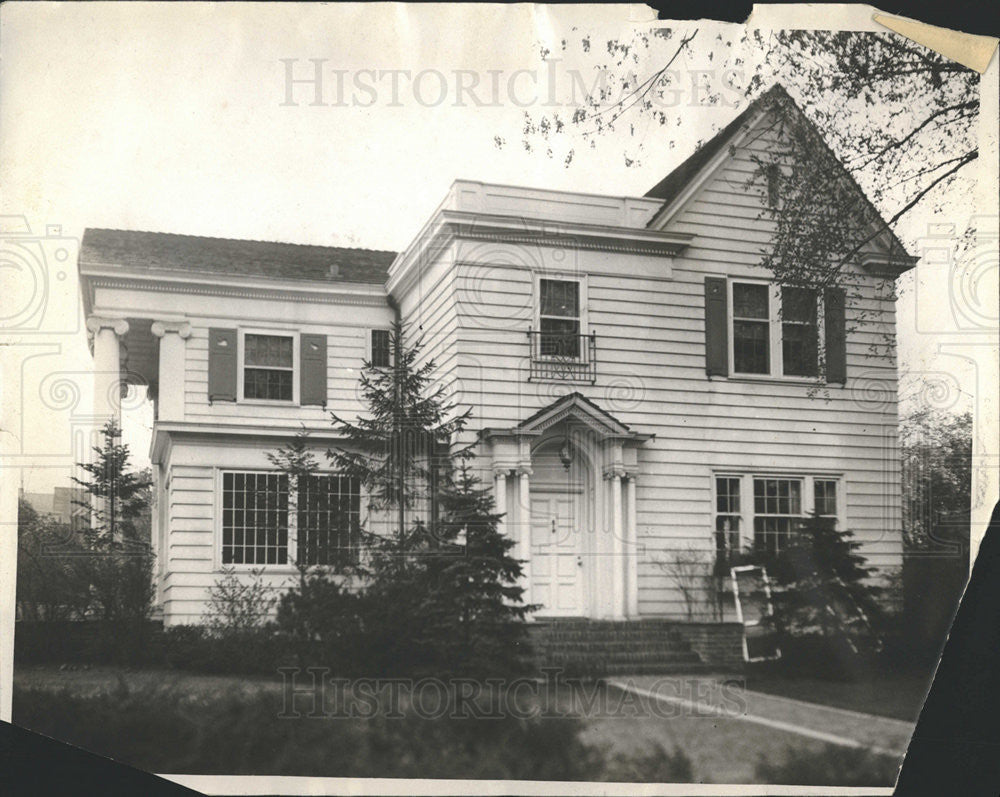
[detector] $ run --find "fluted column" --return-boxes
[517,466,533,610]
[87,317,129,426]
[151,320,192,422]
[624,472,639,617]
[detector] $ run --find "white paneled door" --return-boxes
[530,491,584,616]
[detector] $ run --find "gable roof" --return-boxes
[79,228,396,284]
[643,83,914,264]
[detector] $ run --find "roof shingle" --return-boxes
[79,228,396,284]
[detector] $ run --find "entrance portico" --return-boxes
[482,393,650,620]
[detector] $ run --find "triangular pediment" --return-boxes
[517,392,638,439]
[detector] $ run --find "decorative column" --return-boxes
[624,472,639,617]
[605,465,626,619]
[517,465,533,610]
[86,317,129,425]
[151,321,192,422]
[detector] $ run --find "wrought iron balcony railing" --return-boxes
[527,329,597,384]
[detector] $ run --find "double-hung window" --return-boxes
[753,478,803,554]
[730,282,821,378]
[242,333,295,401]
[221,470,360,569]
[539,278,581,358]
[370,329,392,369]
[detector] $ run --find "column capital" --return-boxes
[492,465,512,478]
[86,316,129,337]
[151,320,192,339]
[516,465,533,477]
[623,468,639,482]
[603,465,626,480]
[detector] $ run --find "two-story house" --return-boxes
[78,85,915,668]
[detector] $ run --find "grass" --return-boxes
[13,666,904,785]
[745,669,934,722]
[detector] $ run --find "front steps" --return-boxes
[527,619,744,677]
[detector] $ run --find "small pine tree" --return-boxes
[756,515,884,654]
[73,420,152,550]
[327,321,471,545]
[72,420,154,662]
[422,462,535,676]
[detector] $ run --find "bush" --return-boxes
[14,620,164,667]
[274,567,367,674]
[755,744,899,786]
[162,625,290,675]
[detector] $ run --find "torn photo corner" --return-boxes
[1,2,997,795]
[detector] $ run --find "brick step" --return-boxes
[532,639,691,651]
[532,632,689,644]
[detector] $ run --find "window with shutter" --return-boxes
[243,334,294,401]
[723,280,834,382]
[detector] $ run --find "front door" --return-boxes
[530,491,584,616]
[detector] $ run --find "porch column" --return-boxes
[492,467,508,537]
[151,320,192,422]
[607,466,626,619]
[624,472,639,617]
[86,316,129,426]
[517,466,533,610]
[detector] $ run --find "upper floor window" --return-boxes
[729,281,821,378]
[243,333,294,401]
[370,328,392,369]
[539,278,581,358]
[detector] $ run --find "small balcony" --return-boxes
[527,330,597,384]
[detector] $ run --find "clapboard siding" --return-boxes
[419,126,902,617]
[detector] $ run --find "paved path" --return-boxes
[607,675,915,757]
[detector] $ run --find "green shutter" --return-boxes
[704,277,728,377]
[300,333,327,406]
[208,328,237,402]
[825,288,847,384]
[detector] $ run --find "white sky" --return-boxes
[2,3,996,494]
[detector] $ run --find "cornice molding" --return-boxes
[387,210,692,298]
[81,271,389,309]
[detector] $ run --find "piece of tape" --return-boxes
[873,12,998,73]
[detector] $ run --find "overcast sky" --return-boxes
[3,3,993,493]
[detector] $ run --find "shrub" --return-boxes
[274,566,367,674]
[161,624,290,675]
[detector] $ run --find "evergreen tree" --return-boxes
[72,420,154,662]
[422,462,535,676]
[272,322,534,677]
[327,321,471,546]
[756,515,884,654]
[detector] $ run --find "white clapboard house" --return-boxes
[78,85,915,669]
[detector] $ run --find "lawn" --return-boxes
[744,669,935,722]
[13,666,902,785]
